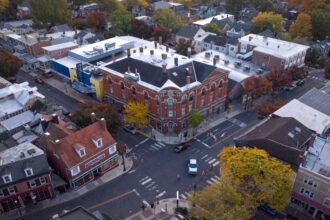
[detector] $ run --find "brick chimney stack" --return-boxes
[150,50,154,55]
[112,53,115,61]
[91,112,96,123]
[159,36,162,45]
[161,53,167,60]
[249,36,253,41]
[127,49,131,57]
[162,64,167,73]
[188,66,192,74]
[139,47,143,53]
[100,118,106,130]
[166,45,169,52]
[187,47,191,58]
[213,57,217,65]
[186,76,191,84]
[154,41,158,49]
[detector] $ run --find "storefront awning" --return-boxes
[72,80,96,94]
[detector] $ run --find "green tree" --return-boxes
[225,0,245,16]
[202,23,222,35]
[152,8,184,33]
[122,0,148,11]
[71,0,89,6]
[190,109,203,135]
[0,52,23,79]
[325,58,330,79]
[175,38,196,56]
[0,0,24,20]
[258,0,274,11]
[101,0,125,14]
[29,0,72,28]
[307,9,330,40]
[251,12,283,33]
[0,0,9,12]
[71,101,121,134]
[109,9,134,35]
[104,30,118,39]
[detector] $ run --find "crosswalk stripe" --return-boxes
[212,161,220,167]
[210,177,219,183]
[145,182,155,188]
[208,159,216,164]
[201,154,208,159]
[141,178,152,185]
[143,200,150,207]
[156,190,166,198]
[205,157,213,162]
[150,145,159,150]
[154,143,163,148]
[206,180,213,185]
[214,175,220,180]
[157,142,165,147]
[139,176,149,182]
[185,192,192,197]
[180,194,187,199]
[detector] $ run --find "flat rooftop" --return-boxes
[0,142,43,166]
[42,41,78,52]
[54,56,82,69]
[193,50,266,82]
[304,136,330,177]
[193,14,234,26]
[240,34,309,58]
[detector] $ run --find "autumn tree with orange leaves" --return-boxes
[289,13,313,40]
[258,99,286,116]
[87,11,106,29]
[267,71,292,90]
[285,0,302,9]
[243,76,272,96]
[298,0,325,13]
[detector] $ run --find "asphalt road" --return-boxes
[16,71,81,112]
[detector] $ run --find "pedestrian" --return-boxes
[132,152,135,158]
[202,170,205,176]
[140,158,144,165]
[209,164,213,170]
[142,204,145,211]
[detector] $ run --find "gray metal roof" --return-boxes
[298,88,330,116]
[176,25,200,39]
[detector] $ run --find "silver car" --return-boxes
[123,125,136,135]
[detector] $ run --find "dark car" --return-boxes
[34,77,44,84]
[174,142,190,152]
[296,79,305,86]
[258,205,276,216]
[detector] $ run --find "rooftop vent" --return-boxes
[288,132,295,138]
[295,127,301,133]
[27,149,36,155]
[20,152,25,158]
[172,72,178,76]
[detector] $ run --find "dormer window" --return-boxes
[79,148,86,157]
[96,138,102,148]
[2,174,12,184]
[92,136,103,148]
[73,144,86,158]
[24,168,33,177]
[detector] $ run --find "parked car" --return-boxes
[123,125,136,135]
[296,79,305,86]
[286,85,296,91]
[174,142,190,152]
[188,159,198,175]
[34,77,44,84]
[258,205,276,216]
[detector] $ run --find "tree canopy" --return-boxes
[152,8,184,33]
[258,99,286,116]
[171,0,192,10]
[202,23,222,36]
[225,0,245,16]
[71,101,121,134]
[190,109,203,131]
[123,102,149,129]
[131,19,154,39]
[299,0,325,13]
[87,11,106,29]
[109,9,134,35]
[122,0,148,11]
[251,12,283,33]
[307,9,330,41]
[101,0,125,14]
[289,13,313,40]
[152,26,172,43]
[0,52,23,79]
[29,0,72,28]
[0,0,9,12]
[175,38,196,56]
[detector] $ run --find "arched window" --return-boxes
[132,87,136,95]
[189,93,194,101]
[201,88,206,96]
[120,82,124,90]
[182,96,186,105]
[219,80,223,88]
[168,98,173,107]
[211,84,215,92]
[144,91,148,100]
[108,77,112,85]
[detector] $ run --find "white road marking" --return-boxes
[154,143,163,148]
[180,194,187,199]
[145,182,155,189]
[139,176,149,182]
[213,128,218,132]
[149,185,158,191]
[143,200,150,207]
[136,138,149,147]
[195,149,201,153]
[210,177,219,183]
[212,161,220,167]
[196,138,201,142]
[214,175,220,180]
[141,178,152,185]
[202,142,210,148]
[156,191,166,198]
[133,189,140,196]
[128,169,136,174]
[220,132,226,137]
[150,145,159,150]
[208,159,216,164]
[185,192,192,197]
[157,142,165,147]
[206,180,213,185]
[201,154,208,159]
[205,157,213,162]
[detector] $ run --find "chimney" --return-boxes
[174,57,178,66]
[55,139,60,144]
[188,66,192,74]
[186,76,191,84]
[127,49,131,57]
[100,118,106,130]
[74,28,77,35]
[45,132,50,137]
[187,47,191,58]
[150,50,154,55]
[128,66,131,73]
[213,57,217,65]
[159,36,162,45]
[161,53,167,60]
[112,53,115,61]
[52,113,59,124]
[277,45,280,48]
[91,112,96,123]
[162,64,167,73]
[41,118,48,131]
[135,68,138,74]
[166,45,169,52]
[139,47,143,53]
[249,36,253,41]
[154,41,158,49]
[266,42,268,46]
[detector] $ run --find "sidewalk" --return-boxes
[3,156,133,220]
[125,198,190,220]
[29,71,96,104]
[143,103,244,145]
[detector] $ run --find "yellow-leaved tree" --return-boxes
[188,146,295,219]
[122,0,148,11]
[0,0,9,12]
[123,101,149,129]
[251,12,283,33]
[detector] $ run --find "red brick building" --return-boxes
[16,35,52,57]
[100,45,229,134]
[0,143,54,213]
[40,115,118,188]
[42,42,79,59]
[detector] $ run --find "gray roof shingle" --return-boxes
[176,25,200,39]
[298,88,330,116]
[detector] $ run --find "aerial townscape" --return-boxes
[0,0,329,219]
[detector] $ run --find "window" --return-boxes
[189,104,192,112]
[309,192,314,198]
[313,183,317,188]
[219,81,223,88]
[132,87,136,95]
[210,95,213,102]
[108,77,112,85]
[201,98,205,107]
[2,175,12,184]
[182,108,185,116]
[264,55,267,60]
[96,139,102,148]
[168,99,173,107]
[308,180,313,186]
[300,188,304,193]
[71,166,80,176]
[211,84,215,92]
[0,190,3,197]
[29,180,36,188]
[189,93,194,101]
[201,88,206,96]
[110,87,113,95]
[304,178,308,184]
[156,96,160,105]
[79,148,86,157]
[40,177,46,184]
[8,186,15,194]
[144,91,148,100]
[120,82,124,90]
[182,96,186,105]
[281,60,284,65]
[168,110,173,118]
[109,145,117,154]
[324,199,330,206]
[230,47,234,51]
[215,46,219,51]
[122,93,126,100]
[24,168,33,177]
[181,121,186,129]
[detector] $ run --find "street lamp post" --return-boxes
[176,191,179,209]
[122,144,126,171]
